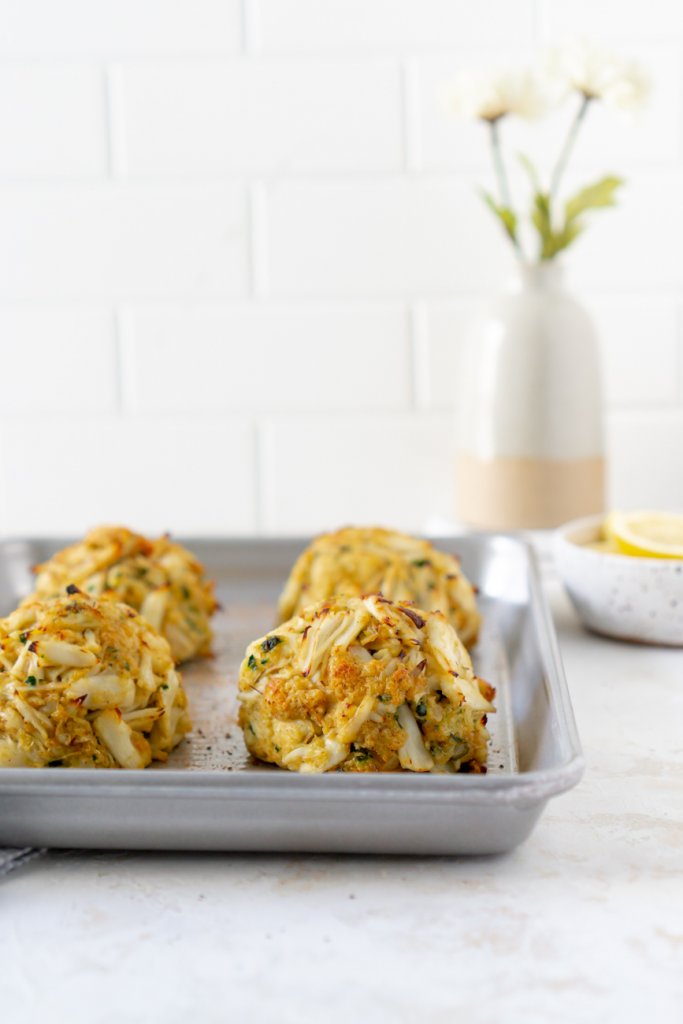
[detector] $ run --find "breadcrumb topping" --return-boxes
[33,526,217,663]
[277,526,480,647]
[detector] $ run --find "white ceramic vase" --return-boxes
[456,262,604,530]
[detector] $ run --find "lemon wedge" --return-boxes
[604,510,683,559]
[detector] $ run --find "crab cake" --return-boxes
[33,525,217,663]
[277,526,480,647]
[238,594,494,774]
[0,589,191,768]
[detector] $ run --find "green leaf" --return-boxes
[517,152,541,192]
[531,191,555,260]
[532,191,551,228]
[565,175,623,224]
[531,190,587,260]
[481,190,518,243]
[549,219,584,258]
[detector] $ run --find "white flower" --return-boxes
[602,61,651,111]
[446,68,546,123]
[546,38,651,111]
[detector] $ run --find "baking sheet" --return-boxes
[0,535,582,855]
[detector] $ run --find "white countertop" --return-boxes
[2,579,682,1024]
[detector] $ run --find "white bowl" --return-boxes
[555,514,683,646]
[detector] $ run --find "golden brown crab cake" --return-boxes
[277,526,480,647]
[0,589,191,768]
[32,525,217,663]
[238,594,494,774]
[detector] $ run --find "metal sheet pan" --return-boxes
[0,535,583,855]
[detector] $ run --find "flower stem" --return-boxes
[490,118,512,208]
[488,118,523,256]
[550,93,592,204]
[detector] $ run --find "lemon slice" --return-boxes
[605,510,683,559]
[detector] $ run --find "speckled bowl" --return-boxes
[555,514,683,646]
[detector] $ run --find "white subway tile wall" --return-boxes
[0,1,243,57]
[0,0,681,537]
[113,60,403,175]
[0,185,248,299]
[0,308,118,413]
[256,0,535,51]
[0,416,255,536]
[260,413,456,534]
[0,66,108,177]
[266,178,514,296]
[120,304,411,413]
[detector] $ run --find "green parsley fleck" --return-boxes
[19,632,29,644]
[247,654,258,671]
[160,683,169,690]
[415,700,427,718]
[26,675,37,687]
[412,559,431,568]
[351,745,373,763]
[261,635,282,654]
[378,694,390,703]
